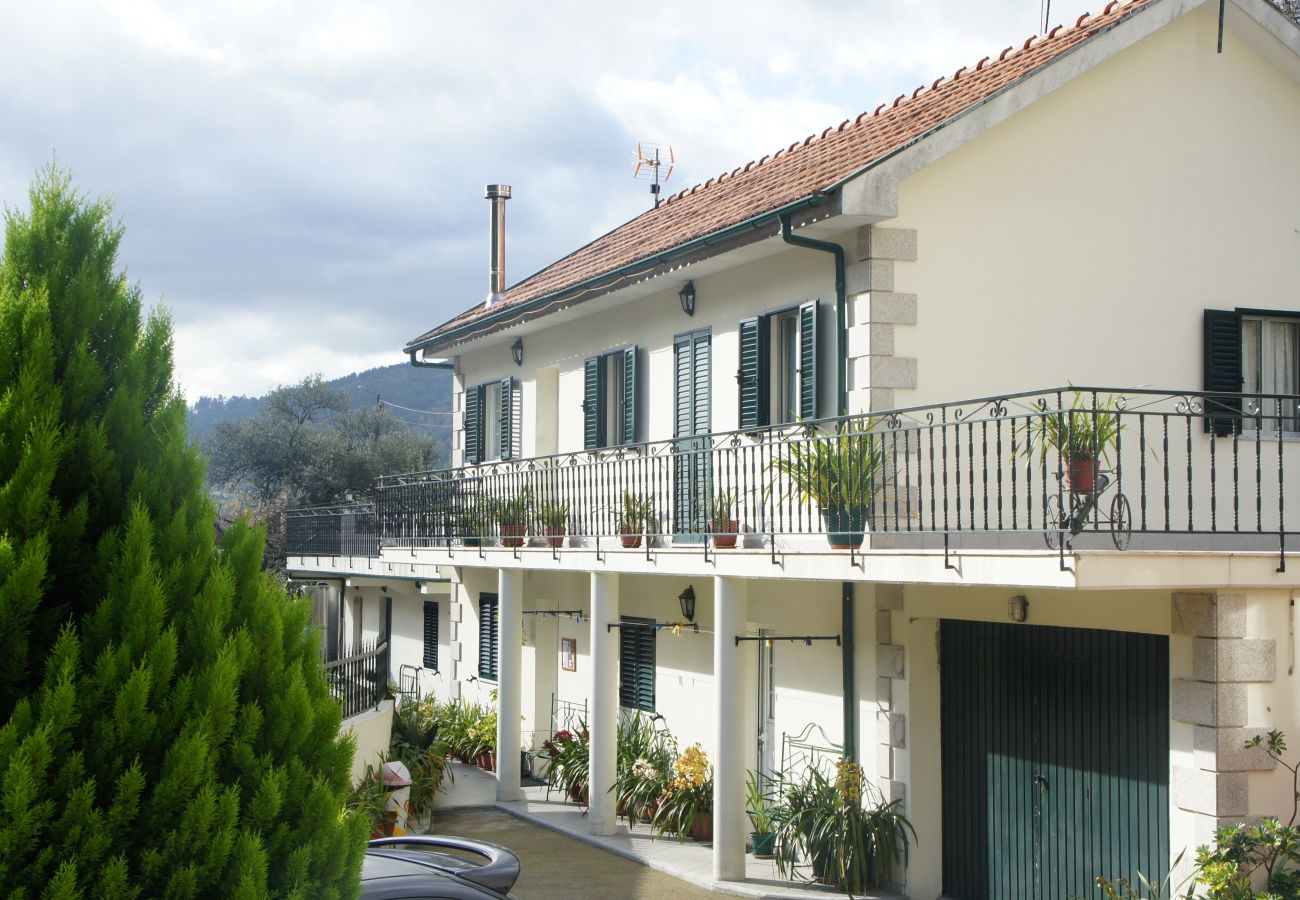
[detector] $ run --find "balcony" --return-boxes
[288,387,1298,571]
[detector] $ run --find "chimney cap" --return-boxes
[485,184,512,199]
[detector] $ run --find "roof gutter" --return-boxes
[408,349,455,370]
[407,193,830,355]
[779,214,847,418]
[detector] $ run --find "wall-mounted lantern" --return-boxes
[510,337,524,366]
[678,585,696,622]
[678,281,696,317]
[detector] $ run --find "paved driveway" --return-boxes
[429,807,717,899]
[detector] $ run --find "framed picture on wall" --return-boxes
[560,637,577,672]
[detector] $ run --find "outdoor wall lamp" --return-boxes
[678,281,696,317]
[510,337,524,366]
[1008,594,1029,623]
[678,585,696,622]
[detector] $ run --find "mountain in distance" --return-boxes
[188,361,453,449]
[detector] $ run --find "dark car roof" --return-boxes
[361,842,518,900]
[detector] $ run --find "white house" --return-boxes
[287,1,1300,896]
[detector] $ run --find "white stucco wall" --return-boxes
[885,3,1300,406]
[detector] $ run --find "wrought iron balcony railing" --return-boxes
[284,502,378,558]
[296,388,1297,570]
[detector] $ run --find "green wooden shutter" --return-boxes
[799,300,819,421]
[464,384,484,464]
[583,356,607,449]
[622,346,639,445]
[478,594,499,681]
[422,602,438,669]
[692,332,711,437]
[499,376,515,459]
[738,316,770,429]
[674,335,693,439]
[1204,309,1243,435]
[618,616,656,711]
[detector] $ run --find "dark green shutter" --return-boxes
[618,616,656,711]
[738,316,770,429]
[464,384,484,464]
[799,300,819,421]
[500,376,515,459]
[583,356,606,449]
[674,335,693,439]
[692,332,711,437]
[1204,309,1243,435]
[422,602,438,669]
[478,594,499,681]
[622,346,639,444]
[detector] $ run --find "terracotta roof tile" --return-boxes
[410,0,1157,351]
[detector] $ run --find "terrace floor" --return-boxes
[427,762,902,900]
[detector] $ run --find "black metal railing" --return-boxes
[325,638,388,720]
[285,503,378,557]
[363,387,1296,567]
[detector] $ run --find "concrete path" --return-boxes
[426,763,903,900]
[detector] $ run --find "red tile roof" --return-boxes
[410,0,1158,352]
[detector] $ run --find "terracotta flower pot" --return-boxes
[500,522,526,548]
[545,526,565,548]
[710,519,739,549]
[1067,458,1100,495]
[371,809,398,839]
[689,810,713,842]
[477,750,496,772]
[568,782,585,803]
[619,527,642,549]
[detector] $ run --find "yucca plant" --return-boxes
[495,485,533,547]
[1020,391,1122,494]
[772,761,915,892]
[768,418,885,548]
[618,490,655,547]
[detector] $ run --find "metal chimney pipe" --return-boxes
[485,184,511,307]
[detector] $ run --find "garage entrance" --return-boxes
[940,620,1169,899]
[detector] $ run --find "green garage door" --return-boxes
[941,621,1169,900]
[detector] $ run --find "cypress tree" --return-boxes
[0,168,367,896]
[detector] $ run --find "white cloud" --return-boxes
[2,0,1107,402]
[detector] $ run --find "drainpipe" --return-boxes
[779,213,857,763]
[778,214,846,417]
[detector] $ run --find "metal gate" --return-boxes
[940,620,1169,900]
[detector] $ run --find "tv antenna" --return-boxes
[633,142,675,208]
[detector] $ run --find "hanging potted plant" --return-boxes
[536,501,569,548]
[768,418,885,550]
[618,491,654,549]
[708,490,739,549]
[1021,391,1121,495]
[496,486,532,548]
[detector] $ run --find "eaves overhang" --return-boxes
[404,191,840,357]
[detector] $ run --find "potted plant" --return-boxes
[772,760,915,892]
[708,490,740,549]
[460,497,495,547]
[746,770,777,858]
[768,418,885,550]
[653,743,713,842]
[348,763,396,838]
[536,501,568,548]
[618,491,654,549]
[495,487,532,548]
[612,713,678,825]
[1022,391,1121,495]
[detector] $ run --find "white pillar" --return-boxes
[713,575,748,881]
[589,572,620,835]
[496,569,523,802]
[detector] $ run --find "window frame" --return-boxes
[1204,307,1300,436]
[583,346,639,450]
[738,300,818,430]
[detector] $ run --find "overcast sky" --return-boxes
[1,0,1098,402]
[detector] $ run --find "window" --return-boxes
[1204,308,1300,434]
[477,593,499,681]
[618,616,656,712]
[583,347,640,449]
[738,301,818,429]
[464,378,516,463]
[422,601,439,670]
